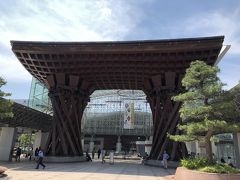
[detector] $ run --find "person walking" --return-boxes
[92,148,95,159]
[162,151,169,169]
[35,147,46,169]
[29,147,33,161]
[16,147,22,162]
[141,152,149,164]
[86,150,92,162]
[34,147,39,160]
[109,150,114,165]
[101,149,106,164]
[97,149,101,159]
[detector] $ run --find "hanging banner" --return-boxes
[130,100,134,128]
[124,100,134,129]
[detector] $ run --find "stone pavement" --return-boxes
[0,159,175,180]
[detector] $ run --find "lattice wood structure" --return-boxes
[11,36,224,158]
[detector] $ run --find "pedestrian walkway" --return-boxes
[0,159,175,180]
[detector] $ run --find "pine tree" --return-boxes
[233,83,240,112]
[170,60,240,163]
[0,77,13,119]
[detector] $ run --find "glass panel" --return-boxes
[28,78,153,136]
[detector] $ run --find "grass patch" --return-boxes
[180,157,240,174]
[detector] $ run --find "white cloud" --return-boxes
[182,9,240,88]
[0,0,142,83]
[0,0,141,42]
[0,54,32,82]
[181,9,240,55]
[1,0,239,90]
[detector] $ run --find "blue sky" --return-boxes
[0,0,239,99]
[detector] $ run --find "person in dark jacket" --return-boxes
[98,149,101,159]
[221,157,226,163]
[16,147,22,162]
[92,148,95,159]
[86,150,92,162]
[34,147,39,160]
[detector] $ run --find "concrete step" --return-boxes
[145,160,179,168]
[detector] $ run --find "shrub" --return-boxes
[180,157,240,174]
[200,164,240,174]
[180,157,209,169]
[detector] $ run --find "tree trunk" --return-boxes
[205,132,213,163]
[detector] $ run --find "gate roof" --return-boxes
[11,36,224,90]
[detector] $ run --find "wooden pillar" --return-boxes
[144,72,187,160]
[44,74,92,156]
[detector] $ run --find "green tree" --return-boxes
[233,83,240,112]
[0,77,13,118]
[18,133,35,150]
[170,60,240,163]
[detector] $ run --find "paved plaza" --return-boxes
[0,159,175,180]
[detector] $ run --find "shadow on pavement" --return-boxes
[0,174,8,178]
